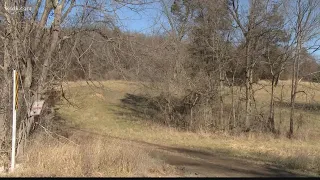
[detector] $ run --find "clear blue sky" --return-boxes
[114,1,166,34]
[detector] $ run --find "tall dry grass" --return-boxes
[7,131,176,177]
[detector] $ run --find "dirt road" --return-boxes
[149,146,301,177]
[68,127,303,177]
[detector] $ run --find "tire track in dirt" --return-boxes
[67,126,305,177]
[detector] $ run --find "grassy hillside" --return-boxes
[53,80,320,175]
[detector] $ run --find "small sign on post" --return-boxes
[30,100,45,116]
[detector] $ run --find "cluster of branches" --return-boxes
[0,0,150,172]
[124,0,320,136]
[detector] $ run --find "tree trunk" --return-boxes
[268,77,276,132]
[32,0,53,51]
[230,74,236,130]
[219,64,224,130]
[289,39,301,138]
[38,0,64,94]
[289,3,303,138]
[0,34,12,172]
[245,39,252,131]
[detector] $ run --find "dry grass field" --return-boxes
[9,133,176,177]
[10,80,320,176]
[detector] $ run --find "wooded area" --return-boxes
[0,0,319,174]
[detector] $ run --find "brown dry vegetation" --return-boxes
[5,131,177,177]
[11,80,318,176]
[1,0,320,177]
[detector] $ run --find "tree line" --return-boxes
[0,0,320,172]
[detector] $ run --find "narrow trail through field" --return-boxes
[67,126,302,177]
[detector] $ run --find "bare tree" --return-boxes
[283,0,320,138]
[228,0,295,132]
[0,0,148,171]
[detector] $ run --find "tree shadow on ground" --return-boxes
[111,93,165,123]
[120,93,160,115]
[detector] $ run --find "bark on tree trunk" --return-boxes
[268,77,276,132]
[0,36,11,172]
[231,74,236,130]
[245,39,252,131]
[219,65,224,130]
[289,40,301,138]
[289,7,303,138]
[38,0,64,94]
[33,0,53,51]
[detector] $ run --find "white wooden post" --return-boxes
[11,69,17,172]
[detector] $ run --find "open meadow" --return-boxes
[12,80,318,176]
